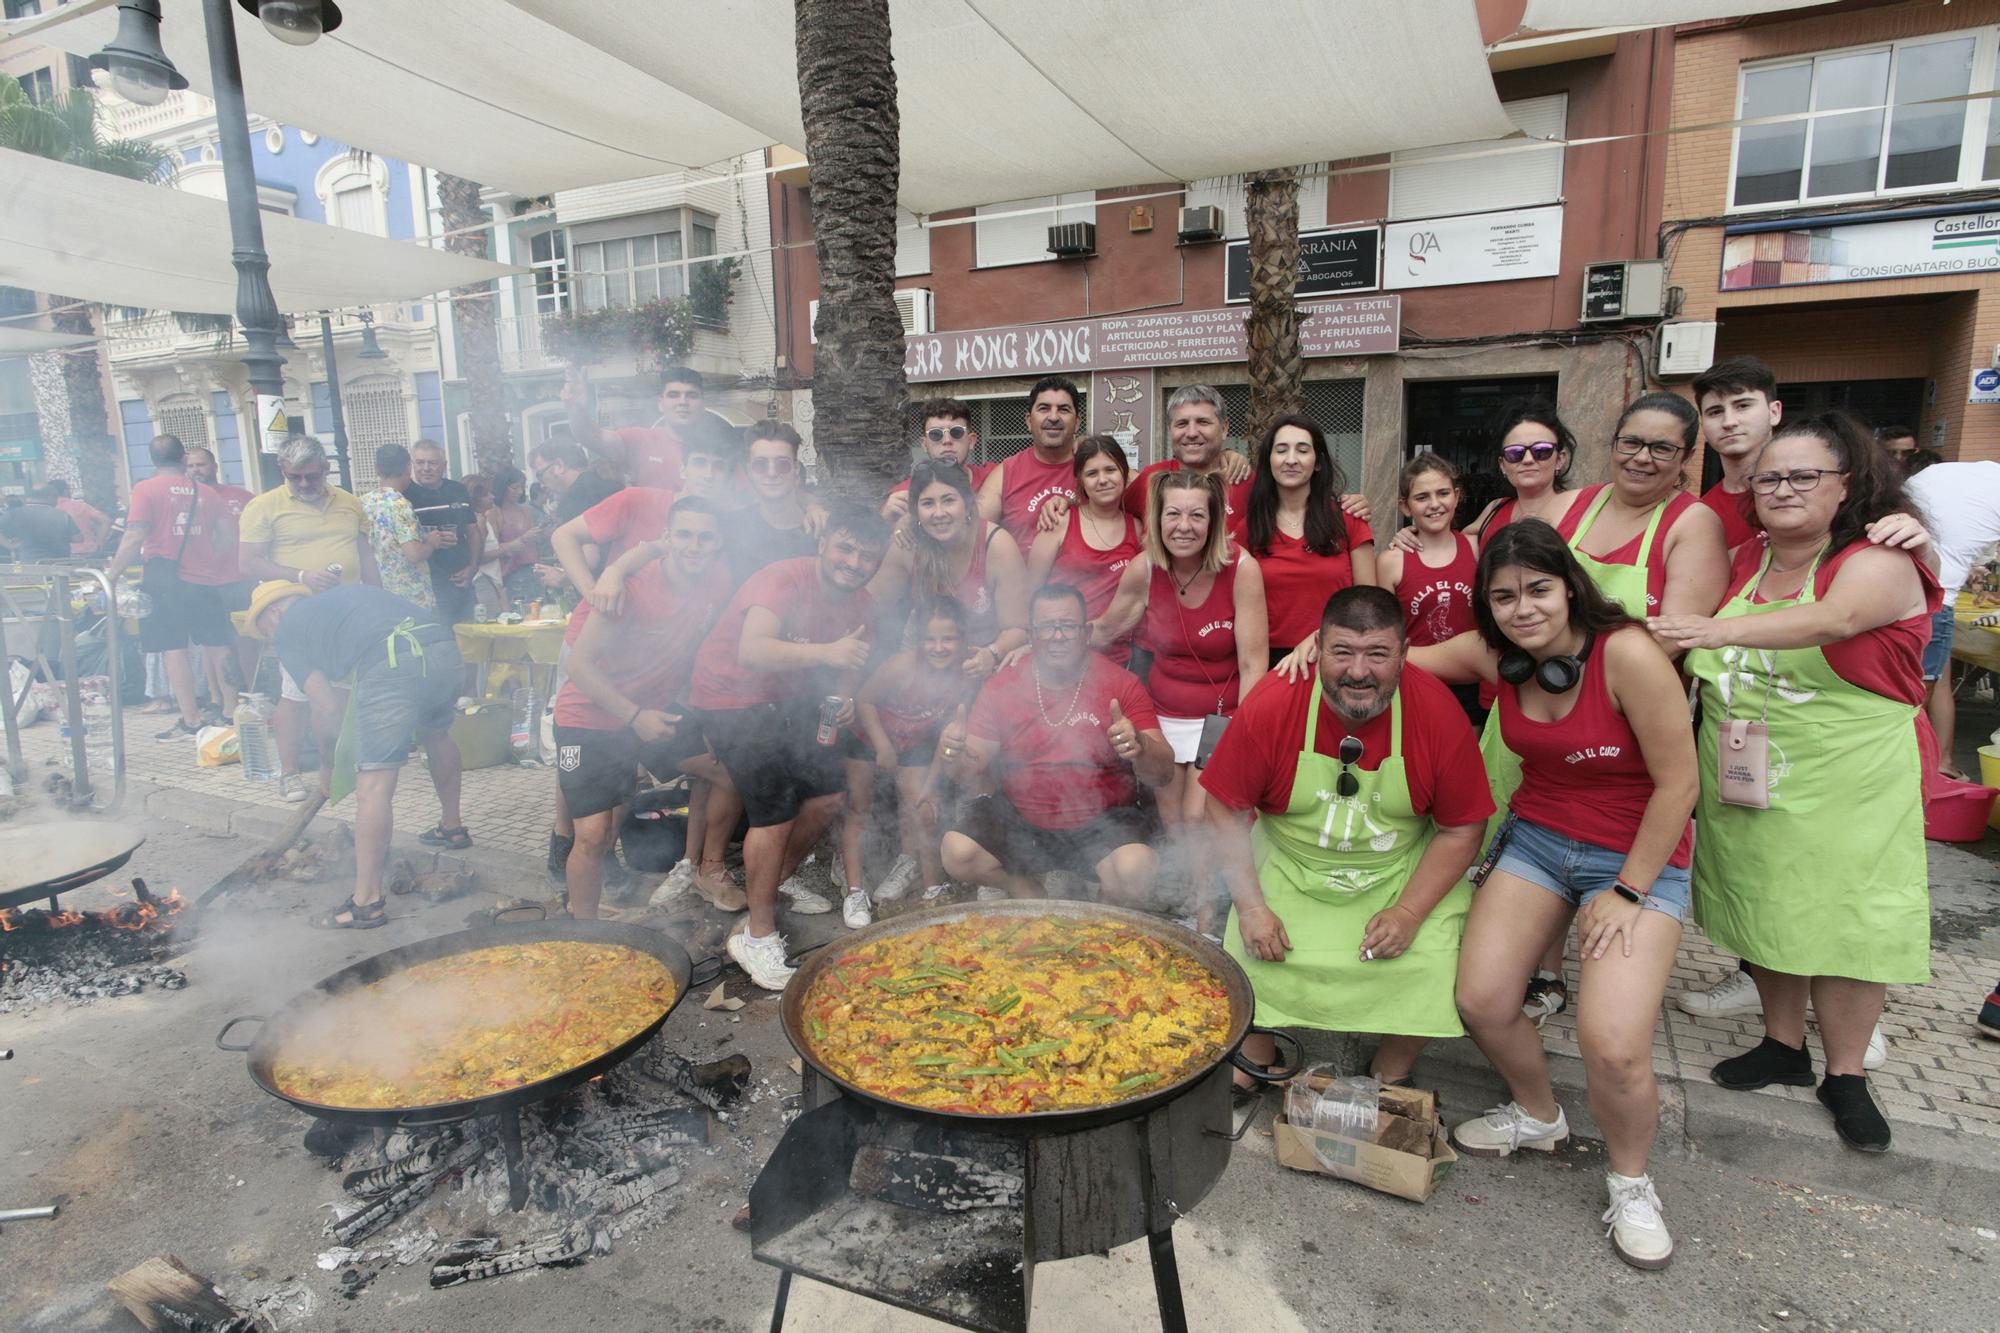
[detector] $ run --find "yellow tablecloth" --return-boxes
[1951,590,2000,675]
[452,619,567,666]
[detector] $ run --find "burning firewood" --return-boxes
[563,1161,681,1216]
[326,1133,485,1245]
[637,1050,751,1110]
[341,1128,467,1199]
[107,1255,261,1333]
[428,1223,601,1289]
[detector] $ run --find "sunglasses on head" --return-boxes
[926,425,969,442]
[1336,735,1363,798]
[1499,441,1559,465]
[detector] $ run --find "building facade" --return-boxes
[1665,0,2000,462]
[771,3,1676,516]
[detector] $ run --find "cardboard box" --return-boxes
[1273,1078,1458,1203]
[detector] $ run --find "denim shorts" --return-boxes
[1489,813,1689,922]
[1921,603,1955,682]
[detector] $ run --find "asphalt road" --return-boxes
[2,814,1995,1333]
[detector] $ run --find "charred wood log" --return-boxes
[428,1223,597,1288]
[107,1255,261,1333]
[639,1050,750,1109]
[326,1134,484,1245]
[341,1129,465,1199]
[564,1162,681,1216]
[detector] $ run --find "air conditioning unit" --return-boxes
[1047,222,1096,258]
[808,288,934,344]
[1177,205,1225,243]
[1655,320,1718,377]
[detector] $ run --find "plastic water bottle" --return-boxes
[237,695,279,783]
[81,698,114,772]
[510,686,538,763]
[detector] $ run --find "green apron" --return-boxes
[1474,489,1671,856]
[1685,547,1930,983]
[328,618,435,805]
[1225,680,1470,1037]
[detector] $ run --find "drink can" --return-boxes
[816,695,844,747]
[326,562,343,580]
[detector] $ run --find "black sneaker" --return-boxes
[154,719,200,743]
[1522,974,1569,1029]
[601,853,637,901]
[1817,1074,1890,1152]
[547,832,573,886]
[1979,988,2000,1041]
[1711,1035,1814,1091]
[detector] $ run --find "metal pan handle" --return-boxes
[397,1106,475,1129]
[688,955,724,990]
[1227,1027,1303,1084]
[493,902,548,924]
[214,1015,266,1051]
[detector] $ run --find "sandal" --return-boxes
[418,824,473,850]
[311,897,386,930]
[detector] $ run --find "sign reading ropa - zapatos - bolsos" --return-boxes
[902,295,1401,383]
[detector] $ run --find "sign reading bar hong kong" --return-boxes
[903,295,1400,383]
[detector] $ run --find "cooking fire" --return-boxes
[0,878,192,1013]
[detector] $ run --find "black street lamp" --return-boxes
[237,0,342,48]
[86,0,186,107]
[316,312,352,486]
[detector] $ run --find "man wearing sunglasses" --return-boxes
[882,398,995,526]
[562,364,702,491]
[939,582,1173,907]
[727,421,819,582]
[1201,586,1491,1085]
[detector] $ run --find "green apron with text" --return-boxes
[1226,681,1469,1037]
[328,618,434,805]
[1685,548,1930,983]
[1474,490,1670,859]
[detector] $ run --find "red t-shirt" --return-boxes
[1200,664,1492,827]
[1699,482,1762,553]
[612,427,683,491]
[1502,626,1693,867]
[1122,459,1249,524]
[56,497,106,554]
[1137,559,1242,718]
[1557,485,1699,615]
[1392,533,1478,648]
[563,486,678,648]
[968,654,1160,829]
[208,483,254,581]
[995,449,1077,550]
[889,462,995,499]
[553,564,725,729]
[689,557,873,710]
[126,473,232,586]
[1229,510,1374,650]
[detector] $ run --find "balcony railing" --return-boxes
[497,313,557,374]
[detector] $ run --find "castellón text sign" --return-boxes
[903,295,1401,383]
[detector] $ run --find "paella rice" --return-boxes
[271,941,677,1109]
[801,914,1233,1113]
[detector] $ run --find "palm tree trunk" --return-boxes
[436,173,511,478]
[49,297,118,511]
[796,0,907,493]
[1243,169,1304,450]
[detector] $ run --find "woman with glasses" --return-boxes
[1092,472,1268,929]
[1236,413,1375,677]
[1411,520,1698,1271]
[868,459,1028,676]
[726,422,818,583]
[1651,413,1938,1155]
[1027,436,1145,664]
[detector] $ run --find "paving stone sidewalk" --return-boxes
[17,698,1998,1142]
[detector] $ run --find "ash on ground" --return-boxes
[0,910,191,1013]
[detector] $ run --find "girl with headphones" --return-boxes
[1409,519,1697,1272]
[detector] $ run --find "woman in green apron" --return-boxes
[1413,522,1698,1270]
[1652,413,1937,1155]
[1205,587,1492,1086]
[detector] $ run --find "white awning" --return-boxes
[0,148,523,316]
[1518,0,1836,33]
[0,326,96,357]
[14,0,1515,212]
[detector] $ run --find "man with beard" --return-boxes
[882,397,996,525]
[1203,585,1489,1085]
[404,440,483,624]
[563,365,701,490]
[939,582,1173,906]
[1694,357,1781,554]
[554,496,728,920]
[688,502,889,988]
[977,376,1084,548]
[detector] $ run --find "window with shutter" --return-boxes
[1388,95,1567,222]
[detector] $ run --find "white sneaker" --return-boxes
[975,885,1006,903]
[875,854,919,902]
[727,928,795,990]
[1863,1022,1887,1070]
[842,888,874,929]
[1676,969,1761,1019]
[777,870,834,915]
[1602,1172,1674,1270]
[921,883,951,903]
[278,773,309,803]
[649,858,697,908]
[1452,1101,1570,1157]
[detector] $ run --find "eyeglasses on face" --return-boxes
[1032,620,1084,640]
[749,456,797,476]
[283,469,326,483]
[1499,441,1559,465]
[1336,735,1363,798]
[925,426,969,442]
[1612,435,1688,463]
[1747,467,1844,495]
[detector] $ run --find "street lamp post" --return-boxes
[316,313,353,486]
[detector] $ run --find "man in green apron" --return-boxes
[247,580,466,930]
[1203,586,1493,1083]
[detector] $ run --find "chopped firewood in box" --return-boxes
[108,1254,261,1333]
[385,852,477,903]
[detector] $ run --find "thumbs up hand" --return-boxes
[1106,698,1140,764]
[826,624,871,673]
[938,704,969,763]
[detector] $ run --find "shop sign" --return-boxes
[0,435,40,464]
[903,295,1400,383]
[1721,208,2000,292]
[1384,205,1563,290]
[1970,368,2000,405]
[1224,225,1381,303]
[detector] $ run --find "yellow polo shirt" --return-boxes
[239,484,367,581]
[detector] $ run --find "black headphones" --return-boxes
[1497,630,1597,695]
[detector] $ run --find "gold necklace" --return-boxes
[1032,662,1089,727]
